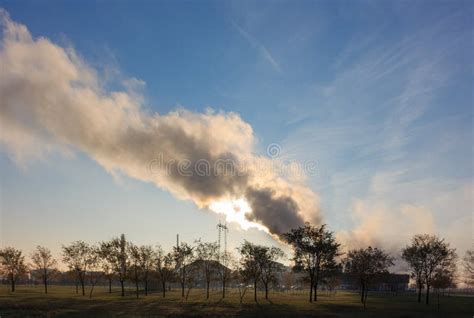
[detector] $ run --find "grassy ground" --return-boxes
[0,285,472,317]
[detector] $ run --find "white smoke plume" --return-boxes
[0,10,320,237]
[336,200,436,252]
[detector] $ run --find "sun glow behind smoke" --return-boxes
[0,11,318,239]
[209,198,270,233]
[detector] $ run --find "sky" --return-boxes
[0,0,472,267]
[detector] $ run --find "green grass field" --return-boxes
[0,285,472,317]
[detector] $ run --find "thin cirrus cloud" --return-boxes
[0,9,318,238]
[232,21,282,73]
[281,10,473,252]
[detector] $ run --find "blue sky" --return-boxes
[0,0,472,262]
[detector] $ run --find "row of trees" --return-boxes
[1,224,472,308]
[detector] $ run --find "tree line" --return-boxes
[1,223,472,308]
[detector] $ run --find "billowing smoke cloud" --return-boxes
[336,199,436,252]
[0,10,320,236]
[245,187,305,235]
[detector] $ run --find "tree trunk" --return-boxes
[11,278,15,292]
[360,283,365,304]
[181,281,185,298]
[120,280,125,297]
[222,278,226,298]
[239,286,248,305]
[145,280,148,296]
[417,285,422,303]
[135,279,139,299]
[162,281,166,297]
[364,286,368,304]
[309,276,314,303]
[186,287,192,300]
[89,284,95,299]
[108,278,112,293]
[426,284,430,305]
[81,278,85,296]
[206,281,210,299]
[44,277,48,294]
[437,291,440,310]
[254,279,257,302]
[265,283,268,299]
[362,284,368,310]
[313,281,318,301]
[75,281,78,294]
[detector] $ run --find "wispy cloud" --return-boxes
[280,10,472,253]
[232,22,282,73]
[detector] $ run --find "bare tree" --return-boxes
[0,247,27,292]
[259,246,285,300]
[129,243,140,299]
[462,249,474,289]
[128,243,141,299]
[282,271,295,291]
[173,242,194,298]
[219,251,233,298]
[284,223,341,302]
[64,269,80,294]
[30,246,57,294]
[184,262,199,300]
[155,246,175,297]
[233,257,252,305]
[97,242,115,293]
[402,234,457,305]
[62,241,91,296]
[195,239,219,300]
[129,244,155,297]
[402,241,425,303]
[105,234,129,296]
[432,262,457,310]
[86,246,102,299]
[238,241,266,302]
[325,274,342,296]
[344,246,393,309]
[141,245,156,296]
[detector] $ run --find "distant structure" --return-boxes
[216,221,228,263]
[340,273,410,292]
